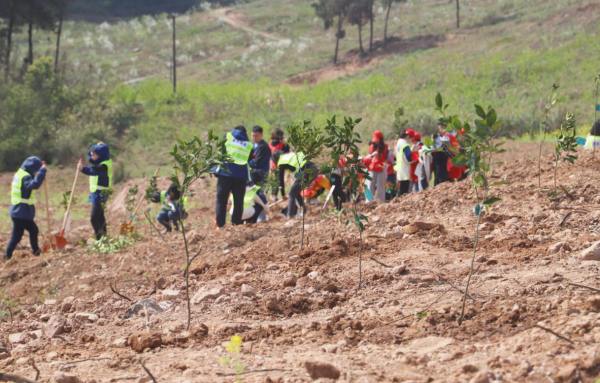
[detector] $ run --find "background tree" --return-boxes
[455,0,460,28]
[0,0,25,80]
[367,0,374,52]
[381,0,406,45]
[313,0,349,64]
[347,0,370,55]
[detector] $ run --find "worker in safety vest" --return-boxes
[81,142,113,240]
[149,183,187,232]
[394,130,412,196]
[585,119,600,150]
[275,151,318,218]
[5,156,47,261]
[268,128,290,200]
[229,182,268,224]
[213,126,253,227]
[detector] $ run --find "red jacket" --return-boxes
[269,141,286,170]
[366,130,389,173]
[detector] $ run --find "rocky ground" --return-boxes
[1,143,600,383]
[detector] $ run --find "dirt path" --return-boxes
[213,7,283,42]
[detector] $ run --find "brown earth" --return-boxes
[1,143,600,382]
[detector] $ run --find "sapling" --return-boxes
[169,132,228,330]
[435,93,504,325]
[286,120,324,249]
[324,115,369,289]
[218,335,246,382]
[553,112,578,190]
[537,84,559,189]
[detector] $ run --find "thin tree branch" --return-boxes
[369,256,392,268]
[534,324,574,344]
[216,368,291,377]
[29,359,40,381]
[569,282,600,294]
[110,281,133,302]
[140,361,158,383]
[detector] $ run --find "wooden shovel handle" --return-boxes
[61,161,81,233]
[43,181,52,236]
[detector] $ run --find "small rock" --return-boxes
[155,277,168,290]
[112,337,128,348]
[161,289,180,298]
[241,284,256,297]
[92,292,104,301]
[192,285,224,304]
[190,324,209,340]
[581,241,600,261]
[462,364,479,374]
[243,263,255,272]
[0,352,10,360]
[586,297,600,312]
[283,276,297,287]
[304,361,340,380]
[128,332,162,353]
[53,372,83,383]
[469,371,490,383]
[266,263,280,271]
[75,312,99,323]
[44,315,66,338]
[548,242,570,255]
[8,332,27,344]
[44,299,58,306]
[391,264,408,276]
[126,299,164,319]
[46,351,59,361]
[307,271,320,280]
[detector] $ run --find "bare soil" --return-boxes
[1,143,600,383]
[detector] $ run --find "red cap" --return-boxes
[406,128,416,138]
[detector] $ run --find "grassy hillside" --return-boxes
[5,0,600,175]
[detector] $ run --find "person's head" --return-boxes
[437,121,447,134]
[412,132,422,143]
[399,130,409,139]
[271,128,284,142]
[371,130,384,143]
[252,125,264,143]
[592,119,600,136]
[21,156,42,175]
[166,183,181,201]
[89,142,110,164]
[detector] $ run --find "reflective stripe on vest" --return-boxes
[278,152,306,169]
[394,141,411,181]
[243,185,261,210]
[225,133,252,165]
[89,159,113,193]
[11,168,35,206]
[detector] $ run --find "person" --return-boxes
[149,183,187,232]
[446,129,467,181]
[231,182,269,224]
[416,132,433,191]
[275,151,318,218]
[213,125,253,228]
[363,130,390,202]
[248,125,271,185]
[585,119,600,150]
[394,130,412,196]
[409,131,430,192]
[432,122,450,186]
[268,129,289,200]
[5,157,47,261]
[81,142,113,240]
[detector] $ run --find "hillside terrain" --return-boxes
[1,144,600,382]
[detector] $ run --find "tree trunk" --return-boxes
[27,17,33,67]
[334,13,343,64]
[171,15,177,94]
[357,23,364,55]
[54,9,64,74]
[456,0,460,29]
[368,0,374,52]
[383,2,392,45]
[4,1,15,81]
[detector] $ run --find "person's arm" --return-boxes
[278,165,288,195]
[149,191,161,204]
[403,146,412,162]
[22,167,46,191]
[81,164,106,176]
[249,143,269,169]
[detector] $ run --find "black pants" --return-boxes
[216,176,246,227]
[331,174,344,211]
[397,180,410,196]
[287,163,318,218]
[91,201,107,240]
[6,218,40,259]
[432,151,449,186]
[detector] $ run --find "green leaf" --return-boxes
[475,104,486,119]
[483,196,501,206]
[486,108,497,127]
[435,93,443,109]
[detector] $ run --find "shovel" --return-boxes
[50,162,81,250]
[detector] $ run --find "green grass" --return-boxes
[4,0,600,175]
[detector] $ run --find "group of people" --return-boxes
[4,122,466,261]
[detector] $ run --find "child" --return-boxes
[150,183,187,232]
[268,128,290,200]
[230,182,268,224]
[81,142,112,240]
[394,130,412,196]
[5,157,47,261]
[275,151,318,218]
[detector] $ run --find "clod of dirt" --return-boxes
[282,275,297,287]
[403,222,445,235]
[43,315,66,338]
[53,372,83,383]
[128,332,162,353]
[304,361,341,380]
[241,284,257,297]
[586,297,600,312]
[125,298,164,318]
[192,285,224,303]
[191,323,209,339]
[548,242,571,255]
[469,371,491,383]
[580,241,600,261]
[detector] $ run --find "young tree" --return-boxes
[537,84,559,190]
[381,0,406,45]
[455,0,460,28]
[435,93,504,325]
[286,120,324,249]
[169,133,229,330]
[553,112,578,190]
[324,115,369,289]
[367,0,374,52]
[313,0,349,64]
[347,0,370,55]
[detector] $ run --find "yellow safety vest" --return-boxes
[89,159,113,193]
[225,133,252,165]
[11,168,35,206]
[394,140,411,182]
[278,152,306,170]
[243,185,261,210]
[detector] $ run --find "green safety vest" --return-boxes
[585,135,600,150]
[243,185,261,210]
[89,159,113,193]
[278,152,306,170]
[11,168,35,206]
[225,133,253,165]
[394,141,411,181]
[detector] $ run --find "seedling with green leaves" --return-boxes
[169,132,229,330]
[538,84,560,189]
[553,112,578,190]
[435,93,504,325]
[324,115,369,289]
[218,335,246,382]
[286,120,324,249]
